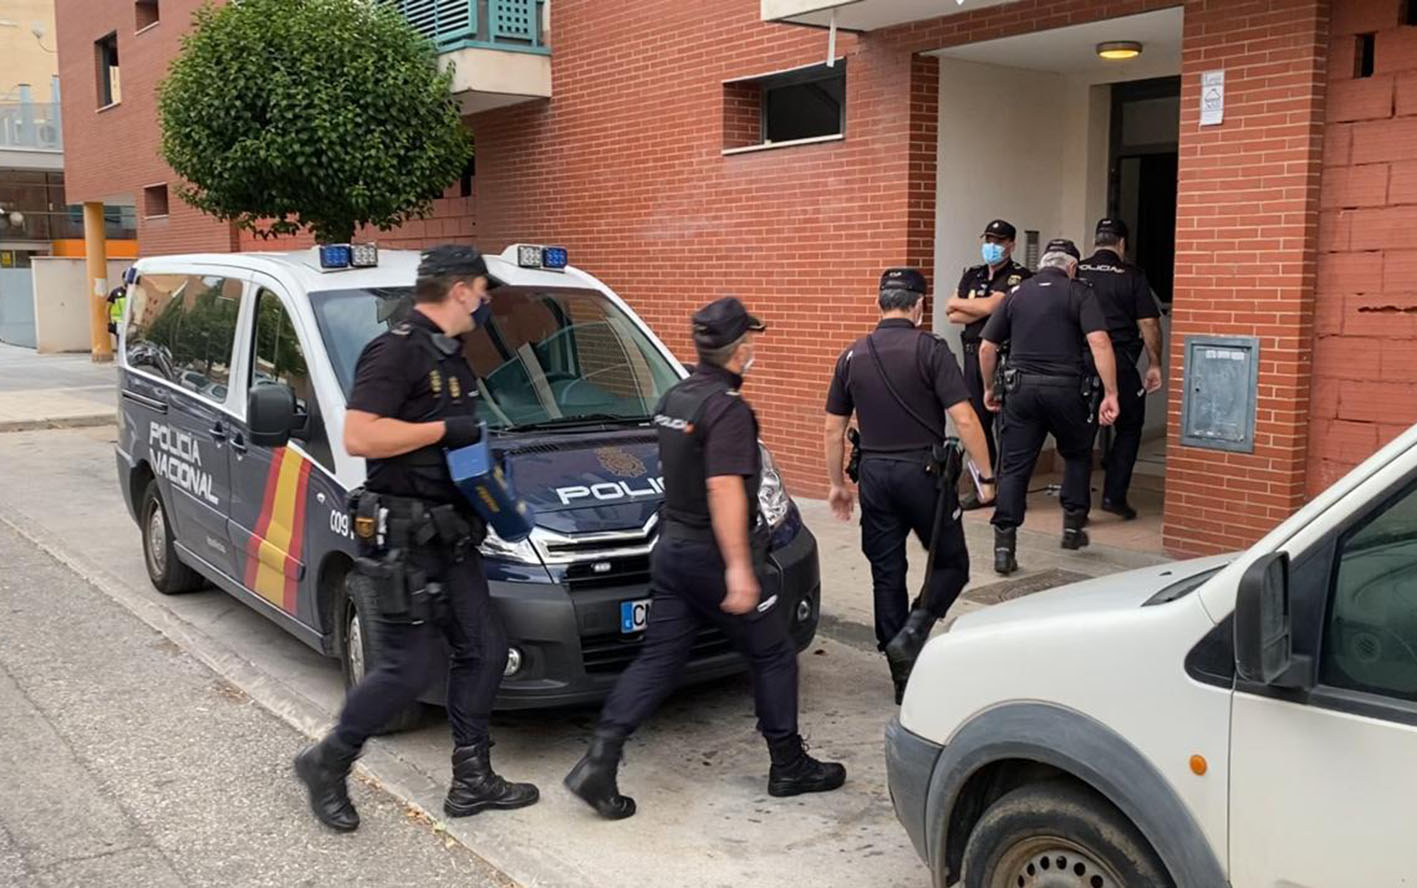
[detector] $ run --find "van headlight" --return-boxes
[479,526,541,564]
[758,444,791,528]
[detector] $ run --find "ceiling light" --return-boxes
[1097,41,1143,61]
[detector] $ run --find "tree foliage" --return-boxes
[158,0,471,244]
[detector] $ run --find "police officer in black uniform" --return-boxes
[946,219,1032,506]
[1077,218,1164,520]
[565,297,846,820]
[823,269,996,702]
[294,245,538,832]
[979,240,1120,575]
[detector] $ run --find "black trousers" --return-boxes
[858,457,969,649]
[961,341,998,471]
[1103,346,1146,505]
[598,536,799,743]
[992,377,1098,531]
[337,547,506,749]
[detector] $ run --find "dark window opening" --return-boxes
[94,33,121,107]
[1357,33,1377,78]
[143,184,169,218]
[763,65,845,143]
[1406,1,1417,26]
[135,0,159,31]
[460,156,475,198]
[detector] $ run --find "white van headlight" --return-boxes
[479,527,540,564]
[758,444,791,528]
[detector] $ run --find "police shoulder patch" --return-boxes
[1007,275,1021,286]
[392,322,412,336]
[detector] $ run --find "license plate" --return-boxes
[620,598,651,634]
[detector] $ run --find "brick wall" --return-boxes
[1310,0,1417,494]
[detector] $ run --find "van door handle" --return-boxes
[230,431,247,454]
[210,420,228,442]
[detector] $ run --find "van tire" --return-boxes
[961,780,1173,888]
[140,480,204,595]
[340,572,426,735]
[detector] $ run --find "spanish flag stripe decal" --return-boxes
[282,460,312,613]
[243,446,286,590]
[245,448,309,614]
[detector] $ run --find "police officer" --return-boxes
[294,245,538,832]
[565,297,846,820]
[979,240,1120,575]
[946,219,1032,506]
[1077,218,1164,520]
[823,268,996,702]
[106,285,126,337]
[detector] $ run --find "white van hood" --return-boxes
[951,555,1233,632]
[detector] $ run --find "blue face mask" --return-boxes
[982,242,1007,265]
[471,300,492,330]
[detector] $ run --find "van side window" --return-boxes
[125,273,242,404]
[252,288,333,470]
[1321,481,1417,702]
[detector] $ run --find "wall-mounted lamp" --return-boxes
[1097,41,1144,61]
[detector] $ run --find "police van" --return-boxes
[114,245,820,725]
[886,422,1417,887]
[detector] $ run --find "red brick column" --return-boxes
[1164,0,1330,554]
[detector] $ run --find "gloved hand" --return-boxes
[441,416,483,449]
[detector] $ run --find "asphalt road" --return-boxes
[0,520,511,888]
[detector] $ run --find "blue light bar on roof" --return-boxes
[318,244,352,269]
[541,246,568,270]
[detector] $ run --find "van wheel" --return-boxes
[140,480,203,595]
[340,573,425,735]
[961,781,1173,888]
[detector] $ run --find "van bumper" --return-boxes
[460,522,821,710]
[886,715,944,865]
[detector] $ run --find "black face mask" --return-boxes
[470,301,492,330]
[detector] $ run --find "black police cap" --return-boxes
[417,244,488,280]
[1044,238,1081,261]
[982,219,1017,240]
[1095,217,1129,240]
[880,267,927,294]
[692,297,766,349]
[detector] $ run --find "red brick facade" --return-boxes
[62,0,1417,555]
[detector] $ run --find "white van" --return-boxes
[886,424,1417,888]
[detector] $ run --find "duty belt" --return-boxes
[961,340,981,354]
[1015,373,1082,388]
[860,447,935,463]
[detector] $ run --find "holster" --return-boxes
[1082,376,1103,424]
[347,489,463,623]
[926,438,964,492]
[1001,366,1021,396]
[846,427,863,484]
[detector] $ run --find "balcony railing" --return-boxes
[0,96,62,152]
[395,0,549,54]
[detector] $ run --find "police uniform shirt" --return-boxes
[825,319,970,453]
[980,268,1108,378]
[348,310,480,502]
[955,260,1032,342]
[658,364,761,529]
[1076,249,1159,345]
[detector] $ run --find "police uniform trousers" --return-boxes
[961,341,998,469]
[1103,342,1145,506]
[337,545,507,749]
[858,456,969,649]
[598,532,798,742]
[993,376,1098,530]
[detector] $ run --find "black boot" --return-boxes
[564,730,636,820]
[884,609,934,704]
[766,735,847,798]
[293,734,361,832]
[1061,511,1091,550]
[444,741,540,817]
[1101,499,1138,521]
[993,527,1018,575]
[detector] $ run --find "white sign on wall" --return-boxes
[1200,70,1225,126]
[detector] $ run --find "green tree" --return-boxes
[158,0,471,244]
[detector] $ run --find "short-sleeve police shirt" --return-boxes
[348,310,479,501]
[980,268,1108,377]
[955,260,1032,341]
[825,319,971,452]
[1076,249,1159,345]
[699,374,759,479]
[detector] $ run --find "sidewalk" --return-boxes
[0,344,117,431]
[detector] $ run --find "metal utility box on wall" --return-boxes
[1180,335,1260,453]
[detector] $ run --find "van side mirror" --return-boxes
[1234,552,1314,690]
[248,383,300,448]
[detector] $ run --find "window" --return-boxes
[135,0,159,30]
[1356,33,1377,79]
[143,184,169,218]
[459,156,475,198]
[252,288,332,467]
[124,274,243,403]
[723,62,845,153]
[95,33,121,107]
[1321,481,1417,701]
[310,286,679,430]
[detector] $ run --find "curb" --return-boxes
[0,509,522,887]
[0,414,116,433]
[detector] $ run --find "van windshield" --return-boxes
[310,285,683,431]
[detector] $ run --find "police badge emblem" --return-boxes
[429,369,443,394]
[595,446,646,479]
[450,376,462,399]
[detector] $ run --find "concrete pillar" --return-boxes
[82,202,112,362]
